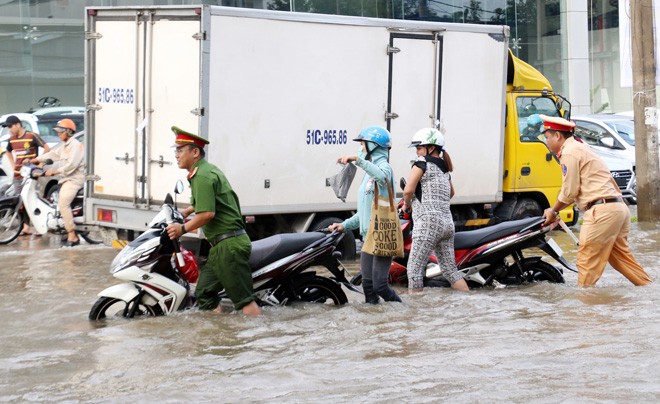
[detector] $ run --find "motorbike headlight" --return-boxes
[110,245,136,273]
[19,165,31,178]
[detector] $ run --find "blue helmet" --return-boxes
[527,114,543,128]
[353,126,392,149]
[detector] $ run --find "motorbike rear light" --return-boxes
[97,208,116,223]
[245,216,255,223]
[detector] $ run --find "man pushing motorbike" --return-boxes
[540,115,652,287]
[165,126,261,316]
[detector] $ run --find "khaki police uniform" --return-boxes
[557,136,651,286]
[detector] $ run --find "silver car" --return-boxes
[572,114,643,204]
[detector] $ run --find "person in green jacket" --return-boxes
[165,126,261,316]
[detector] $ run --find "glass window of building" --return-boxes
[0,0,588,116]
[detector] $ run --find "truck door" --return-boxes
[386,31,507,204]
[89,9,200,206]
[386,33,439,177]
[512,95,563,191]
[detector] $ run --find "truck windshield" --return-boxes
[517,96,561,143]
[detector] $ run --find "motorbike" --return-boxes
[89,181,358,320]
[351,179,574,289]
[0,161,103,245]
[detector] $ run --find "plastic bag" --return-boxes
[327,162,357,202]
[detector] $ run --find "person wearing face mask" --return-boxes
[328,126,402,304]
[402,128,469,292]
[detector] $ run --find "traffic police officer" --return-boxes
[165,126,261,316]
[540,115,652,287]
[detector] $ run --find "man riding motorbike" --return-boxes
[31,118,85,247]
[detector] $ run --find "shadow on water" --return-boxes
[1,216,660,402]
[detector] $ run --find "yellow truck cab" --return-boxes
[495,50,577,225]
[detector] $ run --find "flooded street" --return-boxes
[2,210,660,402]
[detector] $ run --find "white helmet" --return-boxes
[409,128,445,148]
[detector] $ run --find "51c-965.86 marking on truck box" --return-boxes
[306,129,348,145]
[97,87,135,104]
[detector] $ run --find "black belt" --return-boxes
[208,229,246,247]
[586,197,623,211]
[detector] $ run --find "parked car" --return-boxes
[33,106,85,116]
[597,149,637,204]
[34,113,84,146]
[572,114,636,164]
[37,131,85,202]
[0,112,83,150]
[572,115,638,204]
[0,113,39,141]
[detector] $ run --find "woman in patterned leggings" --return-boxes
[402,128,469,292]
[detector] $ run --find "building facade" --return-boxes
[0,0,637,115]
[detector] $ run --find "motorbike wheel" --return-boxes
[0,205,24,245]
[45,184,60,204]
[88,296,163,320]
[521,259,565,284]
[292,275,348,305]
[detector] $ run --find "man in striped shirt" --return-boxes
[2,115,50,235]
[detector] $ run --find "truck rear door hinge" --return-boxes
[85,32,102,40]
[385,112,399,120]
[88,104,102,111]
[386,45,400,55]
[137,175,147,184]
[190,107,205,117]
[192,31,206,40]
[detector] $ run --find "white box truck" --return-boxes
[84,5,572,257]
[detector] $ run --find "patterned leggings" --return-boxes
[407,212,463,290]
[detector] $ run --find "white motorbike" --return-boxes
[89,180,356,321]
[89,181,198,320]
[0,161,103,244]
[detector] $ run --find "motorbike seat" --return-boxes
[249,232,326,270]
[454,216,543,250]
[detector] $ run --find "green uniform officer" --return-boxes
[165,126,261,316]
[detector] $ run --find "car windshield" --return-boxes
[36,116,84,143]
[604,120,635,146]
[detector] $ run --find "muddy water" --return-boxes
[1,212,660,402]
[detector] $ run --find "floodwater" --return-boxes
[2,209,660,402]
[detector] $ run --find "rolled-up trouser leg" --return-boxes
[58,181,82,233]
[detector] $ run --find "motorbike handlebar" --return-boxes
[160,222,186,267]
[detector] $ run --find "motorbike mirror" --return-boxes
[174,179,184,195]
[164,193,174,205]
[399,177,407,191]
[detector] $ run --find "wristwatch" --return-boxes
[551,209,559,216]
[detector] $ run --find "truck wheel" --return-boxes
[311,216,356,260]
[511,198,542,220]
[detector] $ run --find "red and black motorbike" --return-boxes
[351,182,574,288]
